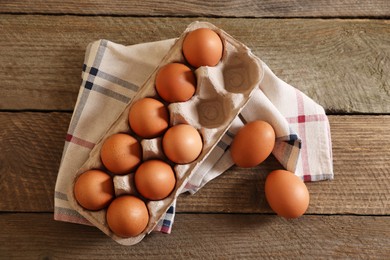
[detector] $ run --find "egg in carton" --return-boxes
[67,21,264,245]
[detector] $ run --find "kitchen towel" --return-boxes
[54,37,333,233]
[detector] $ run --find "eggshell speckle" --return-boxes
[100,133,142,175]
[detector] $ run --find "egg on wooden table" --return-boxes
[265,170,310,219]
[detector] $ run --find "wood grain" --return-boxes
[0,112,70,212]
[1,112,389,214]
[1,0,389,17]
[1,213,389,258]
[0,15,389,113]
[180,115,390,215]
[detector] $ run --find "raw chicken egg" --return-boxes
[162,124,203,164]
[100,133,142,175]
[74,169,114,211]
[134,160,176,200]
[156,63,196,103]
[230,120,275,168]
[129,97,169,138]
[182,28,223,68]
[106,195,149,237]
[265,170,310,219]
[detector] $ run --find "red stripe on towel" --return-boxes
[295,90,311,181]
[66,134,95,149]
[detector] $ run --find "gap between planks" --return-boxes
[0,16,389,113]
[0,213,389,258]
[0,112,389,215]
[1,0,389,18]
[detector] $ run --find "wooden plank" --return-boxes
[179,115,390,215]
[0,16,389,113]
[1,213,389,258]
[1,112,389,214]
[0,112,71,212]
[1,0,389,17]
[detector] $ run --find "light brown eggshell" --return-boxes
[74,169,114,211]
[156,63,196,103]
[128,97,169,139]
[162,124,203,164]
[134,160,176,201]
[106,195,149,237]
[182,28,223,68]
[230,120,275,168]
[100,133,142,175]
[265,170,310,219]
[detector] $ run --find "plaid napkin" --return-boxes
[54,37,333,234]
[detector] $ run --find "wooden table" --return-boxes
[1,1,389,258]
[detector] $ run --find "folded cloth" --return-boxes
[54,38,333,234]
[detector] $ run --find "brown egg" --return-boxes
[128,97,169,139]
[230,120,275,168]
[106,195,149,237]
[265,170,310,219]
[162,124,203,164]
[156,63,196,103]
[182,28,223,68]
[134,160,176,201]
[74,169,114,211]
[100,133,142,175]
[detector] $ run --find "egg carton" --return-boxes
[67,21,264,245]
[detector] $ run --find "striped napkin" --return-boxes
[54,37,333,234]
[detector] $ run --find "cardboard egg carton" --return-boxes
[67,21,264,245]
